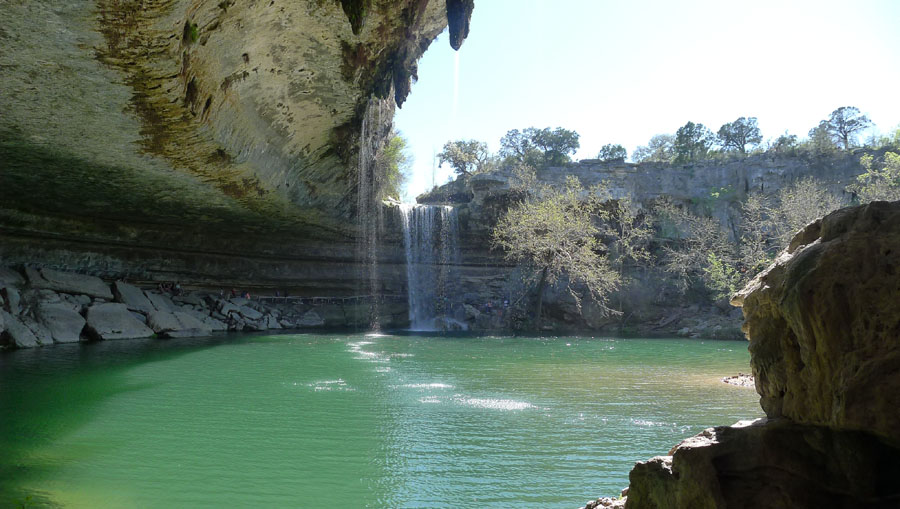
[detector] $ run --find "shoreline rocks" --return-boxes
[0,265,339,349]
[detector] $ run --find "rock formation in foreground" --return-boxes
[587,201,900,508]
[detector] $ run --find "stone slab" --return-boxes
[37,303,86,343]
[85,303,154,340]
[113,281,155,314]
[30,268,114,300]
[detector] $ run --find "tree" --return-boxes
[848,152,900,203]
[437,139,489,177]
[491,176,619,325]
[500,127,580,168]
[825,106,872,150]
[806,120,839,155]
[674,121,715,162]
[774,176,846,244]
[717,117,762,154]
[597,144,627,162]
[770,132,798,154]
[653,198,735,296]
[633,134,675,163]
[379,131,412,200]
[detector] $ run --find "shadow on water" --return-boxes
[0,334,253,507]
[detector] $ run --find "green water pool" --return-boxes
[0,333,762,508]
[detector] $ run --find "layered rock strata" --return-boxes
[0,0,470,294]
[590,201,900,508]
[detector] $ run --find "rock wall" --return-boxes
[594,201,900,508]
[416,152,871,334]
[0,0,472,298]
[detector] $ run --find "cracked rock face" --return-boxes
[734,201,900,442]
[0,0,462,234]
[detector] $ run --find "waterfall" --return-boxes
[399,204,462,330]
[356,95,395,330]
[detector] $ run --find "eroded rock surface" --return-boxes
[609,201,900,508]
[625,418,900,509]
[734,201,900,441]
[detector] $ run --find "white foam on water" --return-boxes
[419,396,442,404]
[308,379,354,392]
[399,383,454,389]
[453,396,534,411]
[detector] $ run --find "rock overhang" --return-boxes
[0,0,471,238]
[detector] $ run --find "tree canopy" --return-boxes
[597,143,627,162]
[379,131,412,200]
[491,175,619,323]
[717,117,762,154]
[674,121,715,162]
[825,106,872,150]
[848,152,900,202]
[437,139,490,176]
[633,134,675,163]
[500,127,580,168]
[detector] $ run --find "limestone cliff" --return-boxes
[0,0,470,298]
[416,152,871,334]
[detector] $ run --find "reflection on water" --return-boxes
[0,334,761,508]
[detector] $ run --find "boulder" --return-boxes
[202,316,228,332]
[172,294,204,307]
[1,310,40,347]
[85,303,154,340]
[113,281,155,313]
[143,291,175,312]
[298,310,325,327]
[218,300,240,316]
[236,305,263,321]
[263,314,282,329]
[36,303,86,343]
[734,201,900,442]
[23,317,54,345]
[623,418,900,509]
[0,267,25,288]
[2,287,21,315]
[29,268,113,300]
[146,311,211,338]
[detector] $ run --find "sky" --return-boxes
[393,0,900,201]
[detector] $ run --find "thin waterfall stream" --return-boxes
[399,204,463,330]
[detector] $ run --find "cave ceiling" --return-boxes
[0,0,468,238]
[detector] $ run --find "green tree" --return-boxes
[379,131,412,200]
[825,106,872,150]
[848,152,900,202]
[806,120,839,155]
[597,144,627,162]
[717,117,762,154]
[491,176,619,325]
[653,198,734,295]
[770,132,798,154]
[500,127,580,168]
[633,134,675,163]
[437,139,490,177]
[674,121,715,162]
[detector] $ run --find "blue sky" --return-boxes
[393,0,900,200]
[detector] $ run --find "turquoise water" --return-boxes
[0,333,761,508]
